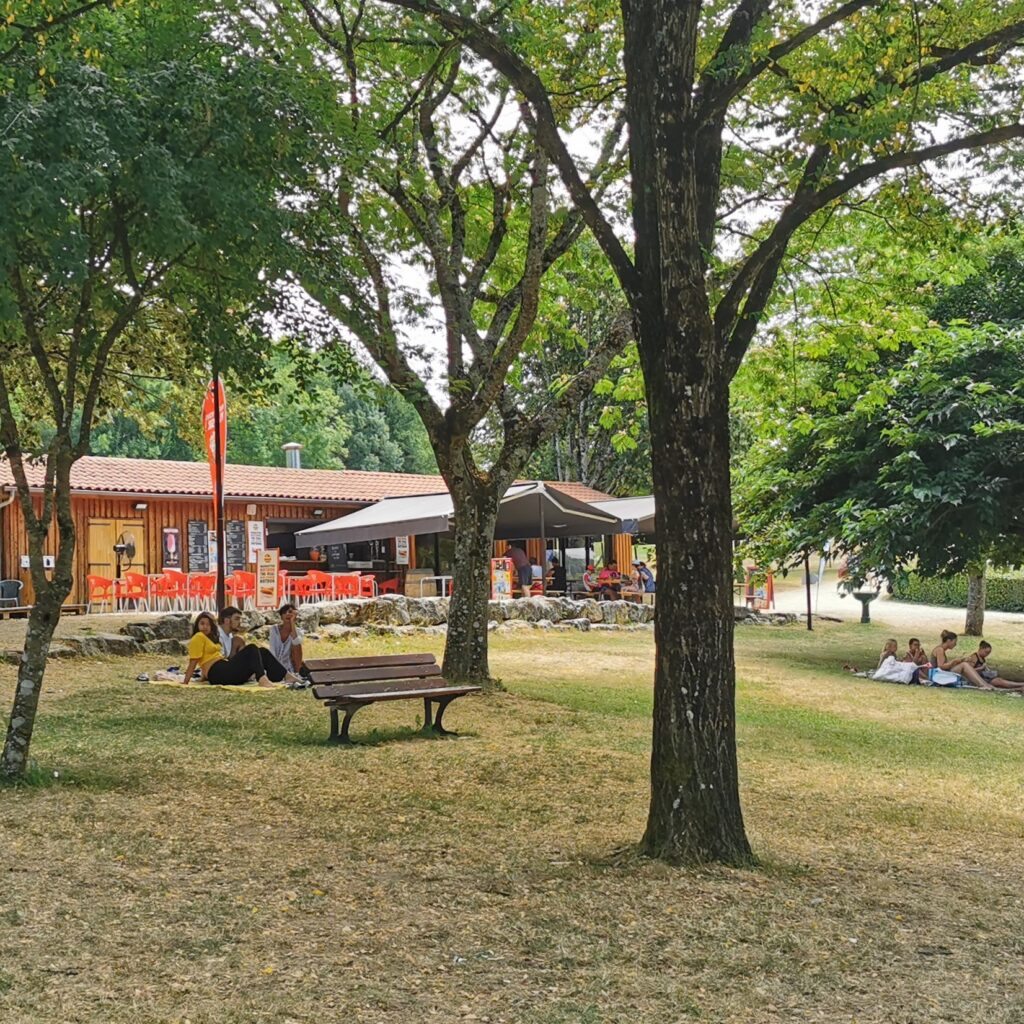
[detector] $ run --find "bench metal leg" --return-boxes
[327,705,360,746]
[425,695,458,737]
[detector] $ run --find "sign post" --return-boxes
[203,376,227,609]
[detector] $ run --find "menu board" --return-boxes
[326,543,349,570]
[187,520,209,572]
[225,519,246,574]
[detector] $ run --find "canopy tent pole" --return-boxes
[539,493,546,595]
[433,533,441,577]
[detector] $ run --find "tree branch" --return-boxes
[382,0,640,301]
[720,123,1024,376]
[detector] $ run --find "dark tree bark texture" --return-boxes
[623,0,751,864]
[964,565,986,638]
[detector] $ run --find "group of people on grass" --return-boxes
[851,630,1024,693]
[179,604,310,688]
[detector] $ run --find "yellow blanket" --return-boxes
[149,679,286,692]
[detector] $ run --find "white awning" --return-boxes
[294,481,624,547]
[294,492,454,546]
[593,495,655,535]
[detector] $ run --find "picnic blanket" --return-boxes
[149,679,286,692]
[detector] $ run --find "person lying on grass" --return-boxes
[958,642,1024,694]
[180,611,273,687]
[929,631,994,689]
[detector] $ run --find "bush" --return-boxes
[892,571,1024,612]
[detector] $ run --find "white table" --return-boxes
[418,575,453,597]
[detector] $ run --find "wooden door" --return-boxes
[115,519,145,575]
[87,518,146,578]
[87,519,117,578]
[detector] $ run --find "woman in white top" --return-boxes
[269,603,308,681]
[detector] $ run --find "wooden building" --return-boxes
[0,456,619,605]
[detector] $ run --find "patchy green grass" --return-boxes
[0,622,1023,1023]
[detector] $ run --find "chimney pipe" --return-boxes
[282,442,303,469]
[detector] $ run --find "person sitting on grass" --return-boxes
[929,630,993,689]
[904,638,929,666]
[958,641,1024,694]
[846,639,918,683]
[180,611,273,687]
[269,603,310,682]
[218,606,300,686]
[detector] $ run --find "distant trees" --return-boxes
[736,241,1024,638]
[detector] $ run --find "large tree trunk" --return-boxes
[443,479,501,687]
[964,563,986,637]
[638,356,752,864]
[623,0,752,864]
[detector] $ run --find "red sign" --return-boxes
[202,378,227,525]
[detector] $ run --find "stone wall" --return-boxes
[0,597,793,663]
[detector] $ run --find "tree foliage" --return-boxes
[0,0,316,777]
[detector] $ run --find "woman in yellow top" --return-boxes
[181,611,272,686]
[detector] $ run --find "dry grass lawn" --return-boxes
[1,620,1023,1023]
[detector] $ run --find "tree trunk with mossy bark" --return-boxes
[965,564,986,637]
[443,474,502,687]
[1,458,75,780]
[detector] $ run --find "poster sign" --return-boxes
[490,557,513,601]
[202,378,227,526]
[162,527,181,569]
[256,548,280,609]
[246,520,264,563]
[395,535,410,566]
[208,530,218,572]
[187,520,209,572]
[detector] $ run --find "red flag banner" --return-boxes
[202,378,227,525]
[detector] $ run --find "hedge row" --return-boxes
[892,572,1024,612]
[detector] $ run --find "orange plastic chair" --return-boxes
[188,572,217,611]
[227,569,257,610]
[358,574,377,598]
[377,577,400,595]
[306,570,333,602]
[159,568,190,611]
[330,573,361,599]
[117,571,151,612]
[86,574,114,614]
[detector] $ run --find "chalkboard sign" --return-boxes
[187,520,209,572]
[326,543,348,570]
[225,519,246,574]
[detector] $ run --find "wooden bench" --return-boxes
[307,654,481,745]
[0,603,86,619]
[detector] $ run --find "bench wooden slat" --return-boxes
[309,663,442,686]
[320,685,480,705]
[313,679,468,700]
[305,654,437,672]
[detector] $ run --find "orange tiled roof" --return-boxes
[0,455,612,505]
